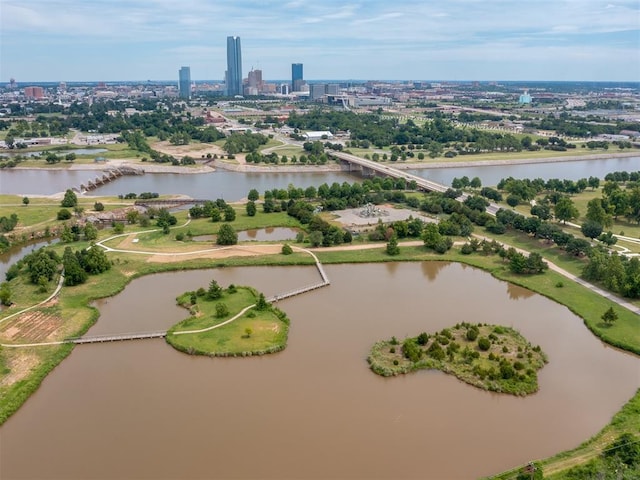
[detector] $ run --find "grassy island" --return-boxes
[368,323,548,396]
[165,283,289,357]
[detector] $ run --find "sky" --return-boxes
[1,0,639,83]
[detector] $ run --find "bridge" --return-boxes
[329,151,449,193]
[330,151,501,215]
[66,331,166,344]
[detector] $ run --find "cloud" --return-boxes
[1,0,639,81]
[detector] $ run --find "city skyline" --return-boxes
[1,0,639,83]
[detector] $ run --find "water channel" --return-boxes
[1,263,638,479]
[0,155,638,199]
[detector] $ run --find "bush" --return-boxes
[478,337,491,351]
[466,327,479,341]
[57,209,72,220]
[281,244,293,255]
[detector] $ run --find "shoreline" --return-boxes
[4,150,638,175]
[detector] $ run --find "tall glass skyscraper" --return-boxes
[226,36,243,97]
[291,63,303,92]
[178,66,191,99]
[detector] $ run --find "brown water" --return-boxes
[1,263,639,479]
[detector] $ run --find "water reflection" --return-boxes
[507,283,536,300]
[421,260,448,281]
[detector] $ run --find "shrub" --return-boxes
[281,244,293,255]
[389,347,396,354]
[57,209,72,220]
[393,360,399,366]
[478,337,491,351]
[416,332,429,345]
[466,327,479,341]
[175,232,185,241]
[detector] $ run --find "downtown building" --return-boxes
[178,66,191,99]
[226,36,243,97]
[291,63,304,92]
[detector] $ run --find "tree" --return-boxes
[22,196,29,206]
[207,279,223,300]
[554,196,579,224]
[94,202,104,211]
[309,230,323,247]
[256,293,268,310]
[0,282,12,306]
[224,206,236,222]
[215,303,229,318]
[244,327,253,338]
[581,220,603,239]
[62,247,88,286]
[246,201,257,217]
[216,223,237,245]
[247,189,259,201]
[83,222,98,241]
[585,198,612,228]
[57,209,72,220]
[78,246,111,274]
[61,189,78,208]
[601,306,618,326]
[281,243,293,255]
[386,234,400,256]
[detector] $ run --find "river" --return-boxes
[0,156,638,198]
[1,263,638,479]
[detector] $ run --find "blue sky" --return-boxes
[1,0,639,82]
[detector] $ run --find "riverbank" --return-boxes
[5,150,638,174]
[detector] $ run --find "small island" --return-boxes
[368,323,547,396]
[165,281,289,357]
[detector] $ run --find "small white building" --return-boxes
[304,131,334,141]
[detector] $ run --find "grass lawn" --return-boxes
[166,286,288,356]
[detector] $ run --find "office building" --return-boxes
[178,66,191,99]
[309,83,326,101]
[226,36,243,96]
[24,86,44,99]
[248,68,263,93]
[292,63,303,92]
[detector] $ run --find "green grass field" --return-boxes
[166,286,288,356]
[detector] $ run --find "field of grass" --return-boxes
[166,286,288,356]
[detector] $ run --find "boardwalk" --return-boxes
[67,331,166,344]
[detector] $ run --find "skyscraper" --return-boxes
[226,36,243,96]
[292,63,303,92]
[178,66,191,99]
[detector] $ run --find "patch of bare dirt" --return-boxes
[145,245,282,263]
[150,141,225,158]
